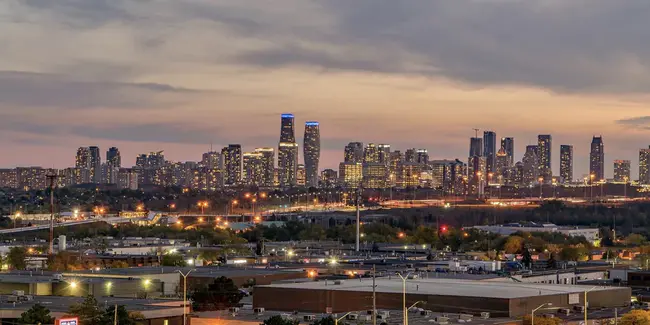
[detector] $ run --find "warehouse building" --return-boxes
[254,277,630,317]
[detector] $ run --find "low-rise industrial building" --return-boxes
[254,277,630,317]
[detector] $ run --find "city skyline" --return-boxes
[2,2,650,179]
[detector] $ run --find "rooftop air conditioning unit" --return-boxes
[421,310,433,317]
[333,280,344,285]
[480,312,490,319]
[376,314,388,321]
[254,308,265,314]
[367,310,374,315]
[304,315,316,321]
[346,314,359,320]
[11,290,24,296]
[281,314,292,319]
[361,315,371,321]
[434,316,449,325]
[459,314,473,321]
[229,307,240,313]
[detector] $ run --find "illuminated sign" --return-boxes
[57,317,79,325]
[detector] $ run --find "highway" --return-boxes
[0,217,133,235]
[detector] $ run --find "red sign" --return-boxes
[56,317,79,325]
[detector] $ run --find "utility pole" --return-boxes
[113,304,118,325]
[46,173,61,256]
[356,182,361,252]
[372,265,377,325]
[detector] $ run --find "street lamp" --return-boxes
[590,174,595,200]
[531,303,552,325]
[335,312,354,325]
[584,286,599,325]
[178,269,196,325]
[198,201,208,215]
[397,272,412,325]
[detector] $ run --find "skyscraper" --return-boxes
[537,135,552,181]
[344,142,364,163]
[416,149,429,165]
[254,147,275,187]
[296,164,306,186]
[88,146,101,184]
[338,162,362,188]
[640,148,650,184]
[559,145,573,183]
[242,152,264,186]
[378,144,391,164]
[522,145,539,185]
[303,121,320,188]
[613,160,631,183]
[75,147,91,183]
[278,114,298,187]
[320,169,338,188]
[201,151,221,169]
[222,144,242,186]
[469,137,483,157]
[495,148,508,180]
[483,131,497,174]
[106,147,121,184]
[500,137,515,167]
[364,143,379,163]
[405,148,417,163]
[590,136,605,181]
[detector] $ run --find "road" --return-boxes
[0,217,133,234]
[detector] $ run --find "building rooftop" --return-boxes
[68,265,305,278]
[259,277,623,299]
[0,295,183,313]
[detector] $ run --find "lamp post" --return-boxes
[406,301,425,325]
[178,269,196,325]
[198,201,208,215]
[397,272,412,325]
[624,176,629,199]
[335,312,354,325]
[584,286,598,325]
[531,303,552,325]
[590,174,595,200]
[538,177,544,200]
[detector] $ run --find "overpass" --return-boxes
[0,217,133,235]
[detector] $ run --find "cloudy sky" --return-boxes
[1,0,650,179]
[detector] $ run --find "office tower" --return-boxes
[405,148,417,163]
[559,145,573,184]
[105,147,121,184]
[363,163,388,189]
[397,162,422,188]
[378,144,391,164]
[389,151,403,186]
[522,145,539,185]
[500,137,515,167]
[344,142,364,163]
[416,149,429,165]
[537,135,552,181]
[467,156,486,196]
[614,160,631,183]
[495,148,508,181]
[338,162,363,188]
[222,145,242,186]
[278,114,298,187]
[364,143,379,163]
[303,121,321,187]
[640,148,650,184]
[590,136,605,181]
[280,113,295,143]
[201,151,221,169]
[469,137,483,157]
[483,131,497,174]
[243,152,264,186]
[320,169,338,188]
[254,148,275,187]
[296,164,306,186]
[430,160,461,192]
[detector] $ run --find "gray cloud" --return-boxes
[616,116,650,129]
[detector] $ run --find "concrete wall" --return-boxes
[508,287,631,318]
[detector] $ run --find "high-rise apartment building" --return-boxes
[105,147,121,184]
[640,147,650,184]
[500,137,515,167]
[416,149,429,165]
[320,169,338,188]
[495,148,508,180]
[338,162,362,188]
[378,144,391,165]
[397,163,421,188]
[469,137,483,157]
[242,152,264,186]
[560,145,573,183]
[483,131,497,174]
[0,169,17,188]
[537,135,552,181]
[405,148,417,163]
[590,136,605,181]
[201,151,221,169]
[75,147,91,183]
[254,148,275,187]
[364,143,379,163]
[362,163,388,189]
[522,145,539,185]
[344,142,364,163]
[296,164,306,187]
[303,121,320,187]
[278,114,298,187]
[614,160,631,183]
[222,144,242,186]
[467,156,486,196]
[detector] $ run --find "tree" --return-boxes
[18,303,55,324]
[161,253,187,267]
[620,310,650,325]
[7,247,27,270]
[503,236,524,254]
[522,315,561,325]
[68,295,102,325]
[521,248,533,269]
[191,276,245,311]
[262,315,300,325]
[312,316,336,325]
[98,305,144,325]
[546,253,557,269]
[626,234,647,247]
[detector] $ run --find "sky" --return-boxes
[2,0,650,179]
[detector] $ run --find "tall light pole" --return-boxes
[584,286,598,325]
[624,176,629,199]
[531,303,552,325]
[178,269,195,325]
[335,312,354,325]
[397,272,412,325]
[356,183,361,252]
[590,174,595,200]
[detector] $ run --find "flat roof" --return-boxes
[259,277,625,299]
[70,266,304,277]
[0,296,183,313]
